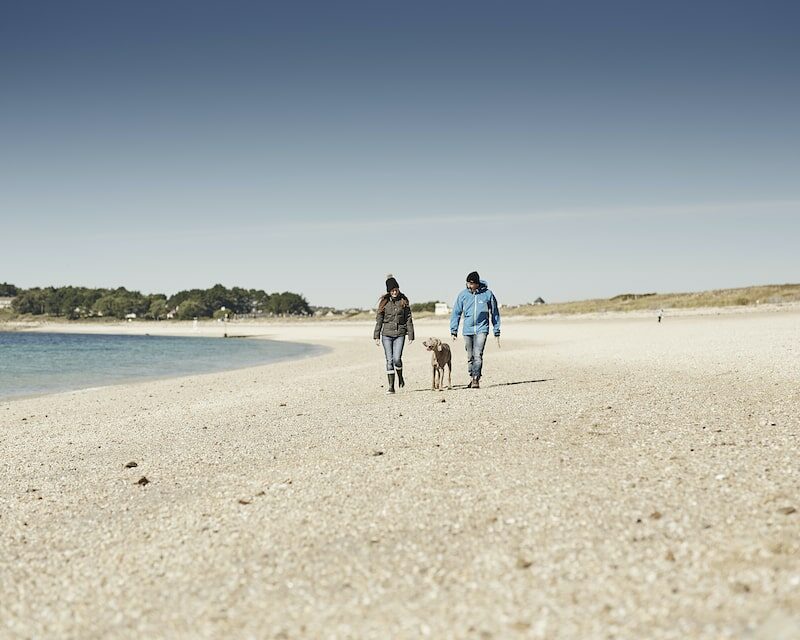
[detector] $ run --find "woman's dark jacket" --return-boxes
[374,294,415,340]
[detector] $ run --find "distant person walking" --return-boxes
[658,308,664,323]
[374,274,414,394]
[450,271,501,389]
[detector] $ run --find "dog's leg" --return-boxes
[447,362,452,389]
[431,366,437,391]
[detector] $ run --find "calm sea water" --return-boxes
[0,332,324,401]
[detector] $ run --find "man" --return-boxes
[450,271,501,389]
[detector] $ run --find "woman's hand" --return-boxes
[374,339,380,346]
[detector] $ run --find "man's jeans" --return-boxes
[381,335,405,373]
[464,332,488,380]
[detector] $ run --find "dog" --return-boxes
[422,337,452,390]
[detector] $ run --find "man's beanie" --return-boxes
[466,271,480,284]
[385,274,400,292]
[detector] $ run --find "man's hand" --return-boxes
[451,334,457,341]
[374,339,380,346]
[408,339,413,345]
[495,336,501,348]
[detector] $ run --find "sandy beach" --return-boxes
[1,310,799,639]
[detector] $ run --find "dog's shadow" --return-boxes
[410,378,553,392]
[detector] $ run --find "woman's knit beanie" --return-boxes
[385,274,400,292]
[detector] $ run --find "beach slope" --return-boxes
[1,313,798,638]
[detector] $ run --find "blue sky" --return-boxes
[1,1,798,307]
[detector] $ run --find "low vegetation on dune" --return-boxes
[506,283,800,316]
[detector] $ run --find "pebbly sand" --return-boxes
[1,311,799,639]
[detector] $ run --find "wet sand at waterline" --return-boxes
[2,311,798,639]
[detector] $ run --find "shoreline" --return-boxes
[0,332,329,404]
[2,312,798,637]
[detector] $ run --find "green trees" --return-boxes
[13,286,103,317]
[8,284,312,319]
[146,297,168,320]
[89,288,148,319]
[267,291,311,315]
[168,284,265,316]
[411,301,439,313]
[12,289,48,315]
[176,300,205,320]
[0,282,18,297]
[91,293,119,318]
[167,284,311,318]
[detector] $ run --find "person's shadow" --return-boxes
[479,378,554,389]
[411,378,553,392]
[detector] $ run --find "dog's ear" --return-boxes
[437,344,443,351]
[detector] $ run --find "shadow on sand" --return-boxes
[483,378,554,388]
[409,378,554,392]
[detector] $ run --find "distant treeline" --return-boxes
[0,282,19,297]
[411,301,439,313]
[6,283,311,320]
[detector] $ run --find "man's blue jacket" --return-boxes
[450,280,501,337]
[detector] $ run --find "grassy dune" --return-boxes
[506,283,800,316]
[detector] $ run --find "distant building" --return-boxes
[434,302,449,315]
[0,297,14,309]
[533,297,546,305]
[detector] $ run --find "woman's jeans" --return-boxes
[464,333,488,380]
[381,335,405,373]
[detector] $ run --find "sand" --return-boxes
[1,311,799,639]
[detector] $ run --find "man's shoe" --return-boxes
[472,378,480,389]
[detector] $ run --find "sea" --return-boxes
[0,331,324,401]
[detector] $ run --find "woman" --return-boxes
[374,274,414,394]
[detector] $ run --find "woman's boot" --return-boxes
[395,367,404,388]
[386,373,396,394]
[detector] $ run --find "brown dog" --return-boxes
[423,337,452,390]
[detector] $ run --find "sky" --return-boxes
[1,0,798,308]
